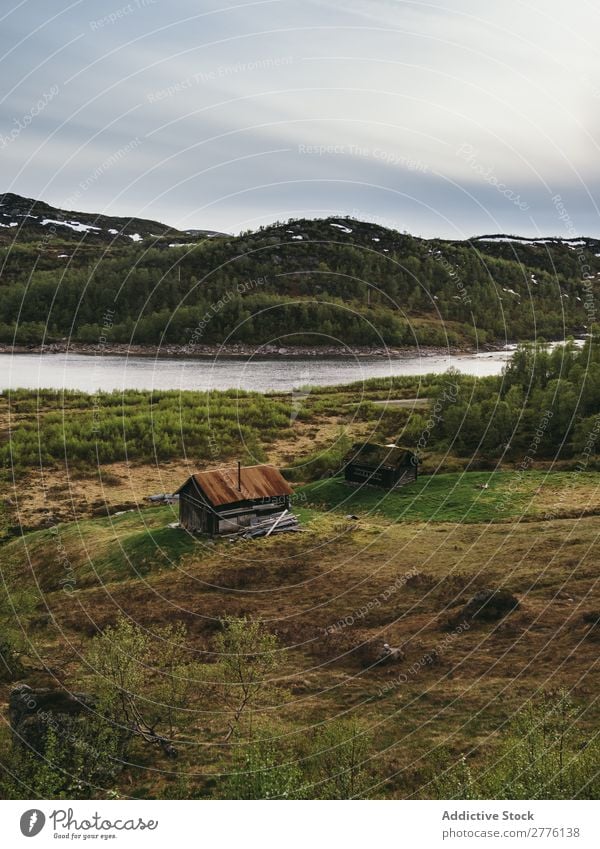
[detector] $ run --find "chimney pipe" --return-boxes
[237,460,242,491]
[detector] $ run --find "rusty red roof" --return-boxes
[178,464,293,506]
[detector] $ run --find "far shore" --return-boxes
[0,341,504,360]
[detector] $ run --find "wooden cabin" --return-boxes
[344,442,418,489]
[176,463,293,535]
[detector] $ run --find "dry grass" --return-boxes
[1,493,598,797]
[3,409,373,531]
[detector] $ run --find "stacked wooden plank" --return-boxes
[226,510,301,540]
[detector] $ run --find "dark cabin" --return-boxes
[344,443,418,489]
[176,463,293,535]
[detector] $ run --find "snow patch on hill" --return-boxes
[41,218,101,233]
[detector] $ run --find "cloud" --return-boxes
[0,0,598,237]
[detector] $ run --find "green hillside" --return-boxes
[1,195,598,347]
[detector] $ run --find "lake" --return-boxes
[0,349,514,393]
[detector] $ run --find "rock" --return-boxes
[357,638,405,668]
[9,684,96,751]
[91,501,136,517]
[376,643,405,665]
[40,514,61,527]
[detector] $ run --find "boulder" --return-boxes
[377,643,405,665]
[9,684,96,751]
[357,638,405,668]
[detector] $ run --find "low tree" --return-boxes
[0,581,37,682]
[212,616,282,740]
[307,718,373,799]
[85,615,199,757]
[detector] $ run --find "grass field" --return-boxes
[300,471,600,523]
[1,373,599,798]
[0,505,197,591]
[4,470,599,598]
[1,465,599,798]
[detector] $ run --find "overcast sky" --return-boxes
[1,0,598,237]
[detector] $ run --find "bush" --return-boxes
[85,615,201,756]
[433,691,600,799]
[1,720,123,800]
[304,719,373,799]
[221,734,307,799]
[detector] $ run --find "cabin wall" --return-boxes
[178,481,212,532]
[179,489,290,535]
[345,463,386,485]
[179,495,206,532]
[394,467,417,487]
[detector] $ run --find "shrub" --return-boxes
[433,691,600,800]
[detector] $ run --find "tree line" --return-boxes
[1,217,596,346]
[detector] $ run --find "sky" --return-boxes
[1,0,599,237]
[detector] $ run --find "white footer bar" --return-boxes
[1,799,598,848]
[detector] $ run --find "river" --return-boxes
[0,349,515,393]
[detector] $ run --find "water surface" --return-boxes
[0,349,514,393]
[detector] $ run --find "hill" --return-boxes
[0,193,598,348]
[0,191,219,247]
[1,474,598,798]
